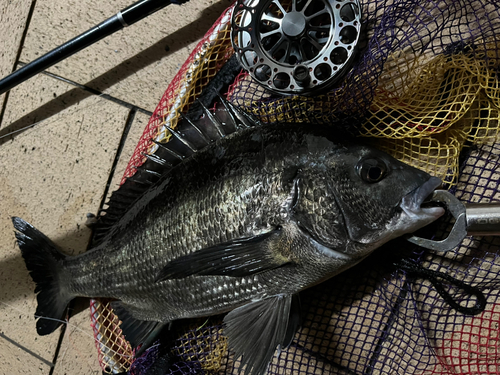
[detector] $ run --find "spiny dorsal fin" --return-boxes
[218,95,261,129]
[91,98,259,246]
[178,112,211,146]
[164,123,199,153]
[198,100,226,137]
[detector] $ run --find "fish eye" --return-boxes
[357,158,387,183]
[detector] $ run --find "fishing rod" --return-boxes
[0,0,184,96]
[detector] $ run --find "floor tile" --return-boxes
[2,333,53,374]
[0,254,55,374]
[19,0,233,111]
[0,0,33,116]
[1,65,95,145]
[0,73,130,374]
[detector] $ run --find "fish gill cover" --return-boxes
[88,0,500,374]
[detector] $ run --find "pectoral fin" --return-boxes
[223,294,299,375]
[156,228,292,281]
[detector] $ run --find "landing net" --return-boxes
[89,0,500,373]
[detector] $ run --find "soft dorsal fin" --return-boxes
[91,99,260,246]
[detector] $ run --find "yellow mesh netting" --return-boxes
[362,41,500,182]
[230,43,500,183]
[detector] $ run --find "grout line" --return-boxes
[48,306,71,375]
[94,108,138,222]
[0,331,54,368]
[0,85,10,130]
[17,61,153,117]
[0,0,38,128]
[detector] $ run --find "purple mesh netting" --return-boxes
[130,341,204,375]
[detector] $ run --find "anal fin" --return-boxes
[110,301,164,352]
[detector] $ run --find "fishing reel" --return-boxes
[231,0,362,95]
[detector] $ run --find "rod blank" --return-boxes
[0,0,175,96]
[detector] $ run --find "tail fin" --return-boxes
[12,217,74,335]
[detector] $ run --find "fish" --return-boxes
[12,99,445,375]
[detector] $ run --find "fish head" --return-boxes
[293,135,445,256]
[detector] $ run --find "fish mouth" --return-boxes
[400,176,445,221]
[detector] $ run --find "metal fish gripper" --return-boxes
[407,190,500,251]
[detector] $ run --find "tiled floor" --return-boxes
[0,0,232,373]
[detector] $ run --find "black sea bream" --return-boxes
[13,100,444,375]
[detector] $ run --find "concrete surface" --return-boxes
[0,0,32,115]
[0,0,232,373]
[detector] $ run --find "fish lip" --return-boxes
[401,176,445,218]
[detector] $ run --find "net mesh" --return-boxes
[88,0,500,373]
[90,299,134,373]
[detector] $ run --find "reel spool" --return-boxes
[231,0,362,95]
